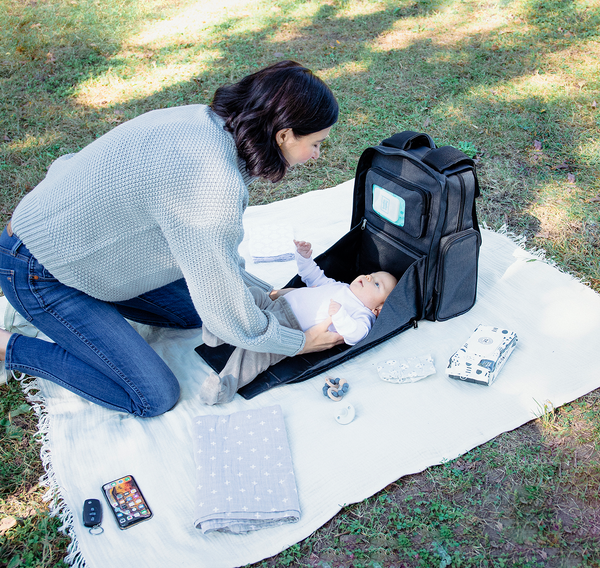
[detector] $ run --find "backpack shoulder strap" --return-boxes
[381,131,435,151]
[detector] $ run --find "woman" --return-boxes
[0,60,343,416]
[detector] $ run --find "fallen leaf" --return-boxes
[535,231,550,239]
[24,507,37,518]
[423,117,431,128]
[0,516,17,535]
[3,135,11,142]
[273,52,284,58]
[533,140,542,150]
[553,163,568,170]
[567,173,575,183]
[589,196,600,203]
[592,101,597,109]
[46,52,56,63]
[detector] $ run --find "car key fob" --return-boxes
[83,498,103,528]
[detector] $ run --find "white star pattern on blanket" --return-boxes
[193,405,300,533]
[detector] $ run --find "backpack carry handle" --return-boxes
[422,146,474,172]
[381,131,435,151]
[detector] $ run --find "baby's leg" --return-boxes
[200,289,300,405]
[199,349,286,405]
[201,287,272,347]
[201,326,224,348]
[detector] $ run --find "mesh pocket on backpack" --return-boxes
[434,228,481,321]
[359,223,423,279]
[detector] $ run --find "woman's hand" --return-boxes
[298,317,344,354]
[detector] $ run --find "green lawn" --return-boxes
[1,0,599,565]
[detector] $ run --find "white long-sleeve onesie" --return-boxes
[199,253,377,404]
[284,253,376,345]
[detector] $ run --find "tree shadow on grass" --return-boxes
[1,0,598,243]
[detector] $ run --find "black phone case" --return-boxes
[101,475,153,530]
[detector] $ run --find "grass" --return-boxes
[1,0,599,565]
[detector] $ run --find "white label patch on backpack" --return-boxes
[373,184,405,227]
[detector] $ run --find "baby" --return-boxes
[200,240,398,405]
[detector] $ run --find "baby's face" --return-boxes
[349,271,397,316]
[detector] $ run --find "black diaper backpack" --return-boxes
[196,131,481,399]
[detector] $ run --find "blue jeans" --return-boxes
[0,227,202,417]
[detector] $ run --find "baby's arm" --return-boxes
[329,300,372,345]
[294,240,312,259]
[294,240,336,287]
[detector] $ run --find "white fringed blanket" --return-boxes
[6,180,600,568]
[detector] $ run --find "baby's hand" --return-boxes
[294,240,312,259]
[328,300,341,316]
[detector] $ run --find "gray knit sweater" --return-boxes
[11,105,304,356]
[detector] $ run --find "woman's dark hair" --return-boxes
[210,60,338,182]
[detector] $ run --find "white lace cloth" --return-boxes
[248,224,295,263]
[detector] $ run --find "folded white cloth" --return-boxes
[248,224,295,263]
[193,405,300,534]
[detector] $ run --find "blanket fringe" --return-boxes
[18,374,86,568]
[484,224,592,287]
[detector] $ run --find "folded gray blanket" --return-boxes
[193,405,301,534]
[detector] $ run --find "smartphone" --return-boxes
[101,475,153,530]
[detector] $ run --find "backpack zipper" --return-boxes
[457,173,466,232]
[361,219,422,260]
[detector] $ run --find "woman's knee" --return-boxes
[136,375,181,418]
